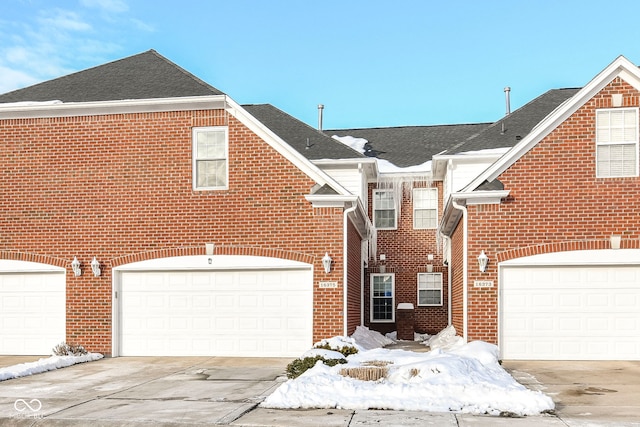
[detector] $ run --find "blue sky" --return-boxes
[3,0,640,129]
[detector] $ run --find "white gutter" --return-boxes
[343,201,358,336]
[451,198,468,342]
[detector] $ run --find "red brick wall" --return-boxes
[365,181,448,335]
[450,220,464,335]
[0,109,347,353]
[464,77,640,344]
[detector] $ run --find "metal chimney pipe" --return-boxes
[318,104,324,131]
[504,87,511,115]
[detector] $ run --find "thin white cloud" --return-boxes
[37,9,92,32]
[0,65,39,93]
[80,0,129,13]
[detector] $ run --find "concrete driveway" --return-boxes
[0,355,292,426]
[504,360,640,426]
[1,355,640,426]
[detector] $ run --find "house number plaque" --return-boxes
[319,281,339,289]
[473,280,494,288]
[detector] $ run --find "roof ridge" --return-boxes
[146,50,223,94]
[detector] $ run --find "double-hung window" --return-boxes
[373,190,396,229]
[596,108,639,178]
[413,188,438,229]
[193,126,228,190]
[417,273,443,306]
[371,273,394,322]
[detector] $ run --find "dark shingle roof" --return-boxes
[448,88,580,154]
[324,123,489,168]
[242,104,365,161]
[0,50,223,103]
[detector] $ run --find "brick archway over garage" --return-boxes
[0,251,67,268]
[110,245,316,268]
[496,238,640,263]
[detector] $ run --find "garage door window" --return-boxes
[371,273,394,322]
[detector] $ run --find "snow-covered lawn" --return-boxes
[0,353,103,381]
[262,326,554,416]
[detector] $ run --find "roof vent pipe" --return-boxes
[318,104,324,131]
[504,87,511,116]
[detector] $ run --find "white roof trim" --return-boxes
[0,95,227,119]
[225,97,352,195]
[304,194,358,208]
[464,55,640,192]
[451,190,510,205]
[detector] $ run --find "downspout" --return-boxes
[343,201,358,336]
[443,235,452,325]
[451,198,468,343]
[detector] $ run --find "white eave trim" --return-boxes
[304,194,358,208]
[0,95,228,119]
[452,190,510,205]
[464,55,640,192]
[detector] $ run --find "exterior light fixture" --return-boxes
[478,250,489,273]
[71,257,82,277]
[322,252,332,274]
[91,257,101,277]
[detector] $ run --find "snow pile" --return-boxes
[263,326,554,416]
[0,353,104,381]
[425,324,464,351]
[351,326,395,350]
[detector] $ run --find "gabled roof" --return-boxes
[464,55,640,193]
[448,88,580,155]
[0,50,223,103]
[325,123,489,168]
[243,104,365,161]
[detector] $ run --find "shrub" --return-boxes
[313,342,359,357]
[286,355,347,379]
[52,342,88,356]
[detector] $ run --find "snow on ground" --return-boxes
[262,326,554,416]
[0,353,103,381]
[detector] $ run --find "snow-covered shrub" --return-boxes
[314,342,359,357]
[286,355,346,379]
[52,342,88,356]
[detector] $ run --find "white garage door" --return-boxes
[0,264,66,355]
[117,256,313,357]
[501,250,640,360]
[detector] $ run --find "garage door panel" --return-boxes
[119,266,313,357]
[0,271,66,355]
[502,264,640,360]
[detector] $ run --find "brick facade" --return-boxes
[458,77,640,344]
[365,181,449,336]
[0,108,351,353]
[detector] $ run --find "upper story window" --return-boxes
[373,189,397,229]
[413,188,438,229]
[596,108,639,178]
[371,273,395,322]
[193,126,228,190]
[417,272,443,306]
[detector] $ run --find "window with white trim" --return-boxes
[413,188,438,229]
[371,273,395,322]
[193,126,228,190]
[596,108,639,178]
[417,273,443,306]
[373,190,396,229]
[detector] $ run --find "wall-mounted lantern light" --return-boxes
[71,257,82,277]
[322,252,332,274]
[478,250,489,273]
[91,257,101,277]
